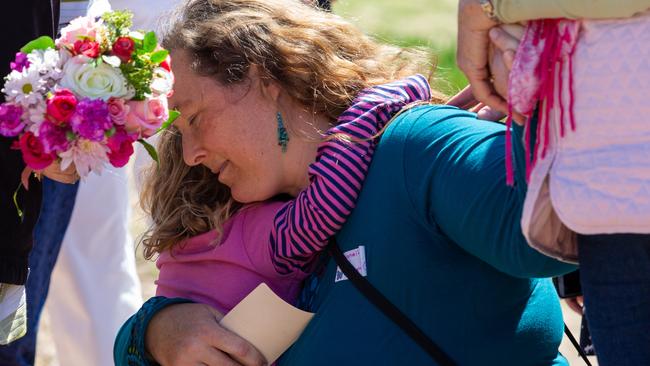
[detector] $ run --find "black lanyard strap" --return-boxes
[328,238,457,366]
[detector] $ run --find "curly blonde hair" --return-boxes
[139,129,242,259]
[143,0,447,256]
[162,0,446,122]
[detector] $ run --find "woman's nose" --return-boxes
[181,134,207,166]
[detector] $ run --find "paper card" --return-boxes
[220,283,314,364]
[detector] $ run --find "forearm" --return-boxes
[493,0,650,23]
[114,297,193,366]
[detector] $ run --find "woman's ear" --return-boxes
[249,65,282,102]
[261,77,281,103]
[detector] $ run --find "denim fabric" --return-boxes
[578,234,650,366]
[0,178,78,366]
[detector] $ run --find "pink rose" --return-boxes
[46,89,77,125]
[106,127,135,167]
[125,96,169,138]
[107,97,129,125]
[57,16,99,47]
[73,39,100,58]
[19,131,55,170]
[0,103,25,137]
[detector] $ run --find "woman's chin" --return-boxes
[230,186,268,204]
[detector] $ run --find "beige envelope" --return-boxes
[220,283,314,364]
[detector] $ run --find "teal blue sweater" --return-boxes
[115,105,576,365]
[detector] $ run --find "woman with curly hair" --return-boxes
[115,1,576,365]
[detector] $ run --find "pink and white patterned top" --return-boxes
[507,11,650,261]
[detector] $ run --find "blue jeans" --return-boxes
[578,234,650,366]
[0,178,79,366]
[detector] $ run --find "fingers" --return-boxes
[469,80,508,114]
[209,324,266,366]
[41,161,79,184]
[446,86,478,110]
[488,27,521,56]
[476,105,506,121]
[500,23,525,41]
[199,348,244,366]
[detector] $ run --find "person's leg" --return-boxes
[578,234,650,366]
[46,166,142,366]
[0,178,78,366]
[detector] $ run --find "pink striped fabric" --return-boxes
[270,75,432,274]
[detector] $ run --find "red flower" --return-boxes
[106,127,135,167]
[46,89,77,125]
[159,55,172,73]
[73,39,101,58]
[19,132,55,170]
[112,37,135,63]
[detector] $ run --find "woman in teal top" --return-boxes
[114,0,576,365]
[280,105,572,365]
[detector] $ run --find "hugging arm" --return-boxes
[114,297,266,366]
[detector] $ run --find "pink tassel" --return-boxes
[505,110,514,186]
[505,19,579,185]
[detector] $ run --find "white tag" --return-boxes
[335,246,367,283]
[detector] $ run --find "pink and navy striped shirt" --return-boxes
[271,74,431,274]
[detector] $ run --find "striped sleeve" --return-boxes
[270,75,431,275]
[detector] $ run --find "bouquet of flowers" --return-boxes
[0,10,178,179]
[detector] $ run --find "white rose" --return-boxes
[150,67,174,97]
[60,55,130,100]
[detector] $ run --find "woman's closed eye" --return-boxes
[188,114,198,126]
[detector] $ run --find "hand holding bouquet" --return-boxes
[0,10,177,180]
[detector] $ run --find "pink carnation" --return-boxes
[70,98,112,141]
[107,97,129,125]
[106,127,135,167]
[39,120,70,153]
[125,96,169,138]
[10,53,30,72]
[57,16,99,47]
[0,103,25,137]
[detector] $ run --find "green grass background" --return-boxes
[332,0,468,96]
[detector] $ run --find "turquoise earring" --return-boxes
[276,112,289,152]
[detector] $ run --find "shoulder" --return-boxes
[376,104,506,165]
[387,104,505,142]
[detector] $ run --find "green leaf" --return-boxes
[150,49,169,64]
[157,109,180,133]
[12,182,24,221]
[143,31,157,53]
[66,131,77,141]
[20,36,55,54]
[102,55,121,67]
[105,127,116,138]
[138,138,159,165]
